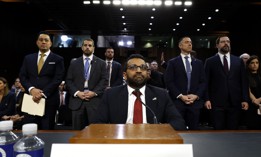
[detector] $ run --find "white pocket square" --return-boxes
[49,62,56,64]
[152,97,157,100]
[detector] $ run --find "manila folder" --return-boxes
[21,93,45,116]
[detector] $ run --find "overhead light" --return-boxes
[113,0,121,5]
[154,1,162,6]
[179,16,183,19]
[215,9,219,12]
[149,23,153,25]
[83,1,91,4]
[123,22,126,25]
[151,16,154,19]
[103,0,111,5]
[184,1,192,6]
[93,0,100,4]
[165,0,173,6]
[122,16,125,18]
[174,1,182,6]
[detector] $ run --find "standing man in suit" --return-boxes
[19,31,65,130]
[204,35,249,130]
[164,37,206,130]
[92,54,186,130]
[66,38,107,130]
[57,81,72,126]
[104,47,123,89]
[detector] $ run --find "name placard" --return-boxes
[51,144,193,157]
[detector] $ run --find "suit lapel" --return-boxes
[214,55,227,74]
[89,56,97,80]
[145,86,158,122]
[177,56,187,77]
[34,53,39,74]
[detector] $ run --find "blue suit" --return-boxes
[165,55,206,129]
[204,54,249,129]
[92,85,186,131]
[19,52,65,129]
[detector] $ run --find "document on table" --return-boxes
[21,93,45,116]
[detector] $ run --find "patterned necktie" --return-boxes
[184,56,191,92]
[84,58,90,80]
[38,53,46,74]
[132,90,143,124]
[223,55,229,74]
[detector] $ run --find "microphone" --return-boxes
[135,89,158,124]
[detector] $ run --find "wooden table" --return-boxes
[69,124,183,144]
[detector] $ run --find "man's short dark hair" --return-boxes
[123,54,145,72]
[37,31,52,40]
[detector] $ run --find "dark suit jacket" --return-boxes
[164,55,206,108]
[147,70,165,88]
[110,61,123,87]
[204,54,249,108]
[92,85,186,130]
[19,52,65,106]
[0,92,16,118]
[66,55,108,110]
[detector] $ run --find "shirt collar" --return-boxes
[38,50,50,56]
[127,85,146,96]
[180,53,191,58]
[218,52,230,57]
[83,54,94,61]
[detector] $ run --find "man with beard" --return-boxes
[66,38,107,130]
[104,47,123,89]
[92,54,186,130]
[204,35,249,130]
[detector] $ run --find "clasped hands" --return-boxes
[180,94,198,104]
[77,90,96,101]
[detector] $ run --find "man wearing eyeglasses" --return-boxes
[66,38,108,130]
[92,54,186,130]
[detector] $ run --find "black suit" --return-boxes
[204,54,249,129]
[66,55,107,130]
[92,85,186,131]
[165,55,206,130]
[109,61,123,87]
[57,91,72,125]
[19,52,65,129]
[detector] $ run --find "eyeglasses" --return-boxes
[127,64,148,71]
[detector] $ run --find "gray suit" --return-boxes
[66,55,107,129]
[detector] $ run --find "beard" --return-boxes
[220,45,230,54]
[126,74,147,89]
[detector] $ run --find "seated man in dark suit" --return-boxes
[92,54,186,130]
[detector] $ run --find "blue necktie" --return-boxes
[84,58,90,80]
[185,56,191,92]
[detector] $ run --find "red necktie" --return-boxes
[132,90,143,124]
